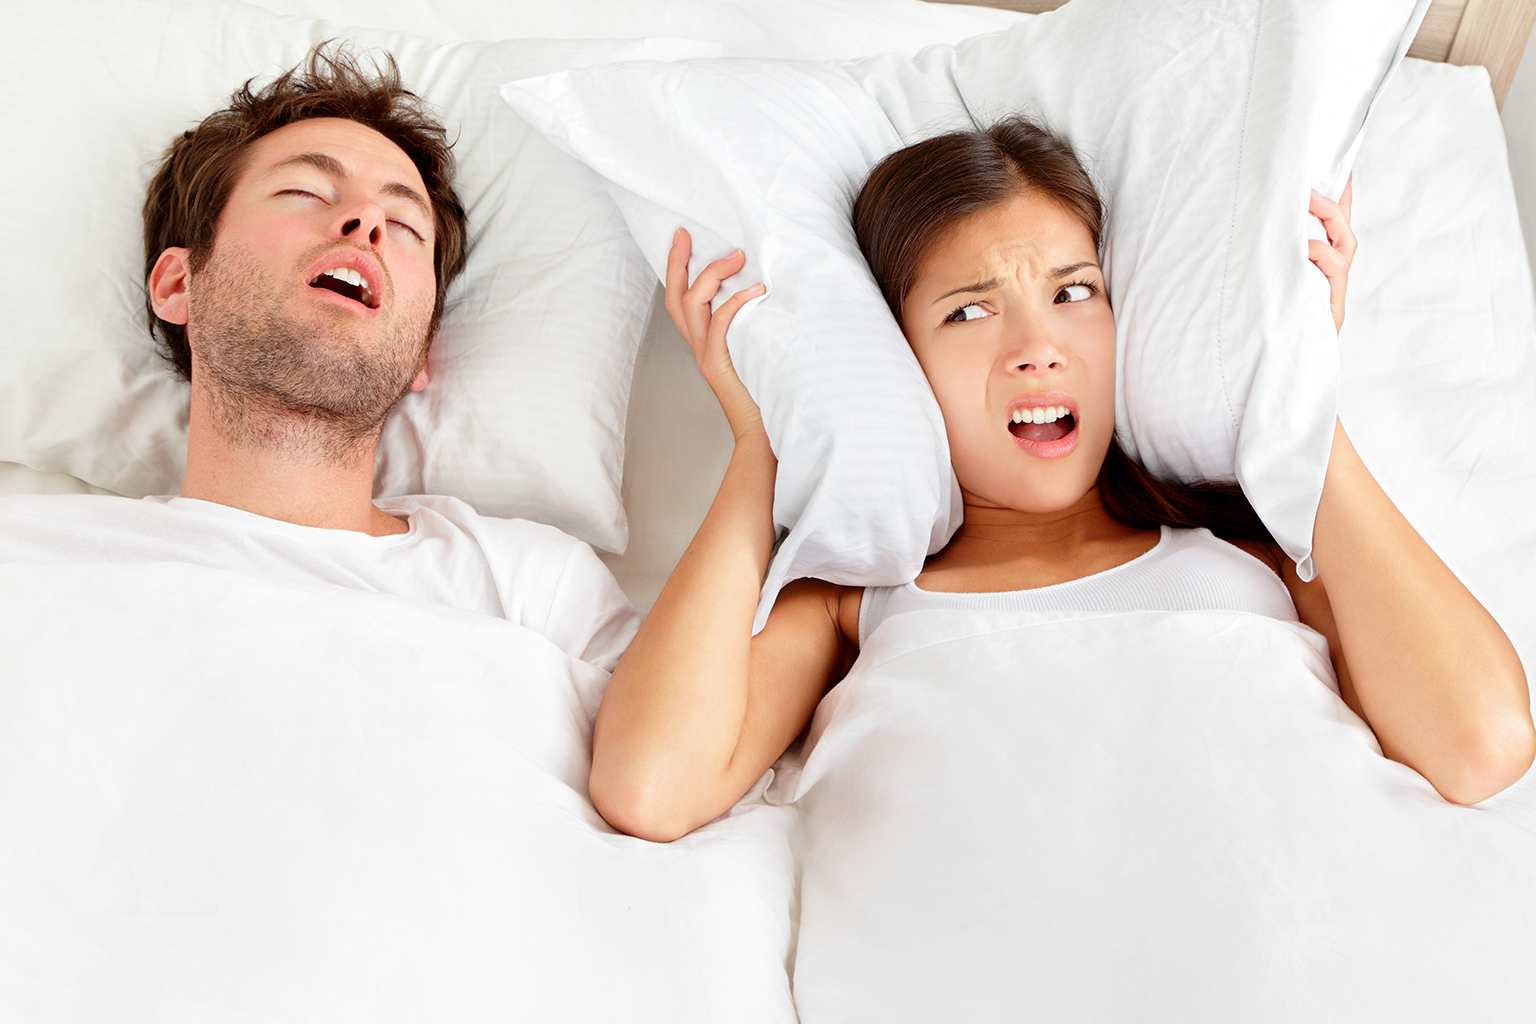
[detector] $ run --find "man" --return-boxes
[0,44,637,669]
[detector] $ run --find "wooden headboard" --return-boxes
[925,0,1536,109]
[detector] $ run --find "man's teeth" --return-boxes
[1011,405,1071,425]
[323,267,364,287]
[320,267,373,302]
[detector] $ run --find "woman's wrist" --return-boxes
[729,419,774,453]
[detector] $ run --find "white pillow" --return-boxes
[504,0,1429,621]
[0,0,716,553]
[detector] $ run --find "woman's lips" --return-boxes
[1012,427,1079,459]
[1006,396,1079,459]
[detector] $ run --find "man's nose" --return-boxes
[337,202,386,248]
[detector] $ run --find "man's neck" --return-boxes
[180,389,408,537]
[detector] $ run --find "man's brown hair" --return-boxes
[142,42,469,380]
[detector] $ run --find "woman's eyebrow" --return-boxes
[930,261,1100,304]
[933,279,998,304]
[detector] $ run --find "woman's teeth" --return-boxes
[1010,405,1070,425]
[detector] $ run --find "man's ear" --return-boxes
[409,365,430,392]
[149,248,192,325]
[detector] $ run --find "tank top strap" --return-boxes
[858,584,897,649]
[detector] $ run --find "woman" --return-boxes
[592,117,1535,843]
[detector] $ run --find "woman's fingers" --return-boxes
[697,281,765,381]
[1308,237,1348,279]
[660,226,768,435]
[683,249,747,323]
[1310,184,1356,334]
[1310,188,1357,262]
[1309,238,1348,332]
[706,283,766,354]
[663,228,693,334]
[663,229,750,359]
[701,283,768,438]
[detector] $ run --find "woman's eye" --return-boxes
[1056,283,1095,304]
[945,303,990,323]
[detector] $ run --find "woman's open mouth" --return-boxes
[1007,403,1079,458]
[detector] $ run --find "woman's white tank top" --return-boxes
[858,526,1298,647]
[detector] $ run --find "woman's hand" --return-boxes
[1308,178,1355,334]
[664,228,767,442]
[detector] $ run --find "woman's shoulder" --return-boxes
[1189,528,1287,579]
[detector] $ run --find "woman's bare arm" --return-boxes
[1281,186,1535,804]
[589,231,854,843]
[1293,424,1534,805]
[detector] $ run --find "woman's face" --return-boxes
[901,190,1116,515]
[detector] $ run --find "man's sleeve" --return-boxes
[543,541,641,674]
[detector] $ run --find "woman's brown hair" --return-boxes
[142,42,469,381]
[852,116,1274,546]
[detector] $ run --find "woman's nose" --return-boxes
[1005,322,1067,373]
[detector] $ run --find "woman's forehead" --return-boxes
[917,193,1098,290]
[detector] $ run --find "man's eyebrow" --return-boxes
[379,179,431,218]
[263,152,431,217]
[933,279,998,304]
[266,151,349,179]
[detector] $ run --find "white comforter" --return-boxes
[6,564,1533,1022]
[0,561,797,1023]
[778,608,1536,1022]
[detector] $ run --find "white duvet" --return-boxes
[779,608,1536,1022]
[5,564,1534,1021]
[0,561,797,1023]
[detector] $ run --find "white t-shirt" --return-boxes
[859,526,1297,647]
[0,493,638,672]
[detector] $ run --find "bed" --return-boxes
[2,0,1535,1020]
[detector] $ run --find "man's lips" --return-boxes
[305,249,384,312]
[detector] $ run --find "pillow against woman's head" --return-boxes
[503,0,1429,624]
[0,0,716,552]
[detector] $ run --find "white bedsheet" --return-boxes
[0,561,797,1023]
[778,608,1536,1022]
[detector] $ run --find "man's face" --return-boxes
[184,117,439,437]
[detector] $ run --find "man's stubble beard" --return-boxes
[186,241,433,466]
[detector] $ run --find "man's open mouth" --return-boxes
[1008,404,1075,443]
[309,266,377,309]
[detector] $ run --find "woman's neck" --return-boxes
[918,487,1159,593]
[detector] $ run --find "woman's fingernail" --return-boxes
[673,228,683,245]
[732,249,745,259]
[752,283,766,296]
